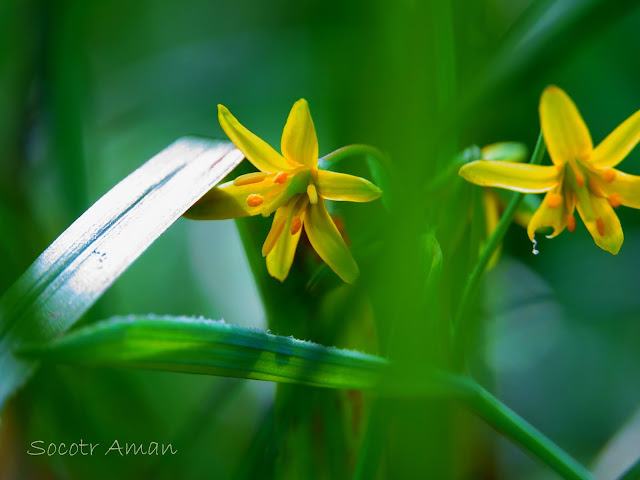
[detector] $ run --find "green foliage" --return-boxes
[2,0,640,479]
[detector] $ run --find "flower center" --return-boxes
[241,168,312,215]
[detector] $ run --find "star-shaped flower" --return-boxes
[460,86,640,254]
[186,99,382,282]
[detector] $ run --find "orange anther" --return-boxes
[290,217,302,235]
[608,193,622,208]
[273,172,288,184]
[546,193,562,209]
[574,169,585,188]
[596,217,605,236]
[567,214,576,233]
[246,194,264,207]
[602,169,617,183]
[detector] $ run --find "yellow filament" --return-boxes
[307,184,318,204]
[234,172,268,186]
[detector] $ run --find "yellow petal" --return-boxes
[459,160,559,193]
[527,189,567,242]
[305,201,359,284]
[281,99,318,168]
[482,191,500,238]
[590,108,640,168]
[482,191,501,269]
[316,170,382,202]
[266,205,302,281]
[481,142,528,163]
[183,178,282,220]
[595,169,640,209]
[539,86,593,166]
[576,194,623,254]
[218,104,292,173]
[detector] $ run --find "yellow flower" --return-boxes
[185,99,382,283]
[459,86,640,254]
[478,142,535,267]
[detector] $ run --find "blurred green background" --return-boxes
[1,0,640,479]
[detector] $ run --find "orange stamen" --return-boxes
[246,194,264,207]
[596,217,605,236]
[273,172,288,184]
[602,169,616,183]
[589,182,604,197]
[261,217,286,256]
[574,169,585,188]
[290,217,302,235]
[567,214,576,233]
[546,193,562,209]
[608,193,622,208]
[234,172,268,186]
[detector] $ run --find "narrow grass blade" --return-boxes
[19,315,469,397]
[0,138,243,409]
[20,315,391,390]
[21,315,595,480]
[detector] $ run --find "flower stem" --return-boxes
[463,379,596,480]
[452,131,546,345]
[320,144,393,210]
[318,144,391,172]
[423,144,482,195]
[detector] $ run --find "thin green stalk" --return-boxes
[453,131,546,339]
[618,457,640,480]
[318,144,391,172]
[465,381,596,480]
[319,144,393,211]
[351,399,389,480]
[423,145,482,195]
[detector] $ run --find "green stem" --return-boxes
[618,457,640,480]
[452,131,546,339]
[318,144,391,172]
[423,145,482,195]
[464,380,596,480]
[319,144,393,211]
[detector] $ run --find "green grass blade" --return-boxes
[21,315,595,480]
[19,315,469,397]
[19,315,391,390]
[0,138,243,409]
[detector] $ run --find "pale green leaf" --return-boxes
[0,138,243,409]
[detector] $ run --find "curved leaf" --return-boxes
[0,138,243,409]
